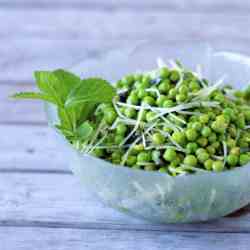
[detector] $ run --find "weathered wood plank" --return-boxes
[1,227,250,250]
[1,0,249,13]
[0,125,68,171]
[1,40,250,83]
[2,84,46,124]
[0,172,250,232]
[1,10,250,41]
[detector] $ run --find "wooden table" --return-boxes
[2,1,250,249]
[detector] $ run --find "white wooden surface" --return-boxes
[2,1,250,249]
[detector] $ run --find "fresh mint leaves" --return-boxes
[12,69,116,142]
[65,78,116,108]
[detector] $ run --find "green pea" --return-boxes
[176,93,187,103]
[230,147,240,156]
[152,133,165,145]
[163,99,175,108]
[159,67,170,78]
[137,152,151,163]
[197,137,208,147]
[226,138,236,148]
[170,70,180,82]
[116,123,127,135]
[206,145,215,155]
[156,95,167,107]
[158,80,171,93]
[236,113,246,129]
[208,133,217,143]
[114,134,124,144]
[201,126,211,137]
[168,88,178,99]
[227,154,238,167]
[204,159,213,170]
[93,148,104,158]
[104,109,117,124]
[199,114,209,124]
[137,88,147,99]
[186,142,198,154]
[212,141,220,149]
[159,167,167,173]
[132,144,144,153]
[189,81,200,91]
[197,151,209,163]
[239,154,250,166]
[191,121,202,131]
[142,75,151,86]
[143,96,155,105]
[184,155,197,166]
[146,111,156,122]
[179,85,188,95]
[163,148,177,162]
[124,108,136,118]
[171,131,186,145]
[125,155,137,166]
[212,161,224,172]
[185,129,198,141]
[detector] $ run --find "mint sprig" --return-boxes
[12,69,116,142]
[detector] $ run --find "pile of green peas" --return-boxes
[90,63,250,176]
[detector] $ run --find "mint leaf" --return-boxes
[76,121,93,140]
[12,92,56,104]
[34,71,63,106]
[65,78,116,108]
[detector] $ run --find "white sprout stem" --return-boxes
[155,129,186,151]
[110,117,120,130]
[244,125,250,129]
[169,113,186,124]
[212,155,224,160]
[175,71,184,89]
[193,75,227,100]
[157,57,167,68]
[117,88,128,95]
[142,132,146,148]
[145,144,186,152]
[119,104,145,146]
[121,136,141,165]
[180,164,210,173]
[88,133,108,154]
[84,121,105,153]
[117,101,219,114]
[168,166,187,175]
[177,110,202,115]
[196,64,203,80]
[145,88,161,98]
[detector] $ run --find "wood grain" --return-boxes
[1,10,250,42]
[0,0,249,13]
[2,227,250,250]
[0,172,250,232]
[0,125,68,171]
[1,40,250,83]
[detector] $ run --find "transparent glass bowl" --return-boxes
[45,42,250,223]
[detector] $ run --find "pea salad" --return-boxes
[13,59,250,176]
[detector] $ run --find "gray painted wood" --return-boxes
[2,227,250,250]
[0,172,250,232]
[0,125,67,171]
[1,0,249,13]
[1,40,250,83]
[0,11,250,42]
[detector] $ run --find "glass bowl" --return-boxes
[45,42,250,223]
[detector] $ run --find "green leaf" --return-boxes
[53,69,81,102]
[11,92,56,104]
[65,78,116,108]
[34,71,63,106]
[75,121,93,140]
